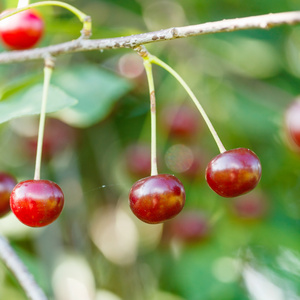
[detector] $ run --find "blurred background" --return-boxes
[0,0,300,299]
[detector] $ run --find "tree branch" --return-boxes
[0,235,48,300]
[0,11,299,63]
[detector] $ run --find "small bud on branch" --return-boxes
[0,11,299,63]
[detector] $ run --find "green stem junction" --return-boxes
[135,45,226,154]
[1,1,91,38]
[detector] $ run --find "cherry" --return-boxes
[160,104,201,140]
[129,174,185,224]
[164,211,210,244]
[205,148,262,198]
[284,98,300,149]
[0,9,44,50]
[0,172,17,217]
[10,179,64,227]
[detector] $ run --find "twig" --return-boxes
[0,11,299,63]
[0,235,48,300]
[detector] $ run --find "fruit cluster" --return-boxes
[0,7,65,227]
[127,53,263,225]
[2,5,298,232]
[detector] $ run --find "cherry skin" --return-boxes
[129,174,185,224]
[0,9,44,50]
[205,148,262,198]
[284,98,300,149]
[0,172,17,217]
[10,179,64,227]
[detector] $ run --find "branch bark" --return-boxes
[0,235,48,300]
[0,11,299,63]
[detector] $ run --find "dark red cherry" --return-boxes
[129,174,185,224]
[205,148,262,198]
[10,179,64,227]
[0,9,44,50]
[0,172,17,217]
[284,98,300,149]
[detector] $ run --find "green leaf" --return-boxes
[51,65,133,127]
[0,84,77,124]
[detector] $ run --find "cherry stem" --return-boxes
[143,57,158,176]
[149,55,226,154]
[0,1,91,39]
[34,57,54,181]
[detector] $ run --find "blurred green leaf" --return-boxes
[51,65,133,127]
[0,84,77,124]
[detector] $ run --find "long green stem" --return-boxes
[34,60,53,181]
[143,58,158,176]
[0,1,91,37]
[149,55,226,154]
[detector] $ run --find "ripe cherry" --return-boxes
[129,174,185,224]
[0,172,17,217]
[10,179,64,227]
[205,148,262,198]
[0,9,44,50]
[284,98,300,149]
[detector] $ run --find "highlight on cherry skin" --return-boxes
[205,148,262,198]
[0,8,44,50]
[0,172,17,217]
[129,174,186,224]
[10,179,64,227]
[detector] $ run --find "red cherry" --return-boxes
[0,172,17,217]
[129,174,185,224]
[161,104,201,140]
[205,148,262,198]
[10,180,64,227]
[284,98,300,149]
[0,9,44,50]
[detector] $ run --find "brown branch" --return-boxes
[0,235,48,300]
[0,11,299,63]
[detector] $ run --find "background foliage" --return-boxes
[0,0,300,299]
